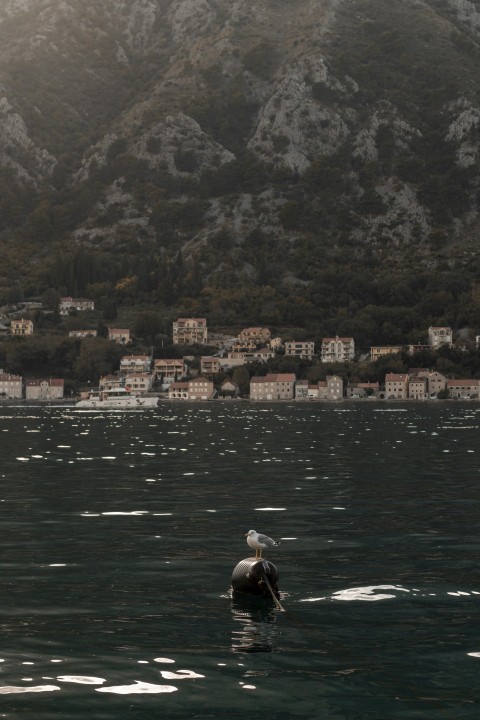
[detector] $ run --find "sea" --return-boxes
[1,401,480,719]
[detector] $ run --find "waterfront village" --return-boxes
[1,298,480,402]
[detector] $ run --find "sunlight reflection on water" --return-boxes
[2,403,480,718]
[96,681,178,694]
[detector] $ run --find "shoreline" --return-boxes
[0,397,475,407]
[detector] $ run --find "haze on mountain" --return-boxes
[2,0,480,347]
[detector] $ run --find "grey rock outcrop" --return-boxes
[0,97,56,182]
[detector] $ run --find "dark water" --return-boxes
[1,401,480,719]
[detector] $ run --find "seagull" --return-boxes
[246,529,279,559]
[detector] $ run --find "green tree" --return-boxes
[72,337,123,382]
[133,311,164,345]
[41,288,61,310]
[231,366,251,396]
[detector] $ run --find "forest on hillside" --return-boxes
[2,0,480,353]
[3,239,480,353]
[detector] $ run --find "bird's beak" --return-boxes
[245,532,248,537]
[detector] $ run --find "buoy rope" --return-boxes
[262,573,286,612]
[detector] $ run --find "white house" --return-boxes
[108,328,131,345]
[120,355,152,373]
[321,337,355,363]
[59,297,94,315]
[25,378,64,400]
[0,371,23,398]
[428,326,452,349]
[69,329,97,339]
[124,373,154,394]
[11,319,34,336]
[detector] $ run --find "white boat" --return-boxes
[75,387,158,409]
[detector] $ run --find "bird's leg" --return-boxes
[256,548,262,559]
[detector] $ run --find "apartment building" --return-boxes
[321,336,355,363]
[426,371,446,396]
[238,327,271,345]
[408,376,428,400]
[285,341,315,360]
[188,376,215,400]
[385,373,409,399]
[173,318,208,345]
[408,369,447,397]
[250,373,296,400]
[154,359,185,385]
[200,357,222,375]
[317,375,344,400]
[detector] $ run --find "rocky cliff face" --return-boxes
[1,0,480,284]
[0,97,56,182]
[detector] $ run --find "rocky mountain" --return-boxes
[2,0,480,342]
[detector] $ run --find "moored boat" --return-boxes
[75,387,158,409]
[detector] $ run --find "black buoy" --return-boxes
[231,557,280,599]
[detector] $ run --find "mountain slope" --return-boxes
[2,0,480,344]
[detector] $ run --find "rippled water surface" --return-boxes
[1,401,480,719]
